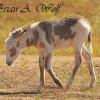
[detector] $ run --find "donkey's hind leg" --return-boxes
[82,45,96,88]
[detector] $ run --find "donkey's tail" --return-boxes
[88,31,93,54]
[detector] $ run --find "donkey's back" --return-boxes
[37,16,91,50]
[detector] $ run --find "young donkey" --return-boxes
[5,16,96,89]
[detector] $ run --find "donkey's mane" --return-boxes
[12,26,29,38]
[12,30,21,38]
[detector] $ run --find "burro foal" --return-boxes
[5,16,96,90]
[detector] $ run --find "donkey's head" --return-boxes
[5,26,30,66]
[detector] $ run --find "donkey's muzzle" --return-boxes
[6,61,12,66]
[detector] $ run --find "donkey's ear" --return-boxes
[12,27,16,31]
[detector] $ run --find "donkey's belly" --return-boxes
[54,38,72,49]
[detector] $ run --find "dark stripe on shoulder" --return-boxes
[38,21,52,44]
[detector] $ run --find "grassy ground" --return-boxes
[0,55,100,100]
[0,0,100,56]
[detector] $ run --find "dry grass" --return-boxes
[0,55,100,100]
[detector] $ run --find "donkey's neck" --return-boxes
[25,22,40,47]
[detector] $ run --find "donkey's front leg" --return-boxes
[39,53,45,88]
[45,53,63,89]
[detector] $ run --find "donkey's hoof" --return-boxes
[37,86,44,92]
[60,85,64,89]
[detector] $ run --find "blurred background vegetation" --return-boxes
[0,0,100,56]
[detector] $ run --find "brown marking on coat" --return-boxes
[26,38,30,46]
[16,41,20,47]
[38,42,46,49]
[26,38,36,47]
[9,47,16,57]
